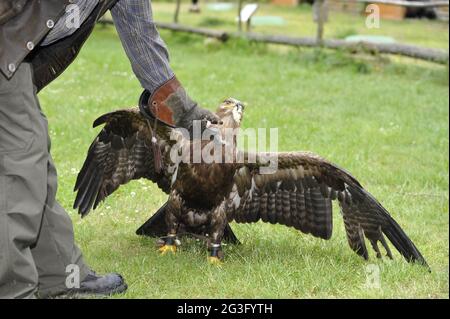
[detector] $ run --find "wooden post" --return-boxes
[313,0,328,46]
[238,0,243,32]
[317,1,324,45]
[174,0,181,23]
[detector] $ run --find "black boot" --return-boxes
[59,270,127,298]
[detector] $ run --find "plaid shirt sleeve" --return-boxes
[111,0,174,92]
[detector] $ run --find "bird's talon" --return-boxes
[207,256,223,265]
[158,245,177,255]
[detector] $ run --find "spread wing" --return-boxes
[230,151,427,266]
[73,108,175,217]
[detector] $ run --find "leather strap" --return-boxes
[142,76,183,126]
[138,88,175,128]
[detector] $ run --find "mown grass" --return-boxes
[147,2,449,49]
[38,13,448,298]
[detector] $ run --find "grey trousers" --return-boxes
[0,63,89,298]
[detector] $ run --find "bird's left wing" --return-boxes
[229,151,427,266]
[73,108,175,217]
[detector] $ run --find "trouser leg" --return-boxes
[32,151,89,297]
[0,63,48,298]
[0,63,88,299]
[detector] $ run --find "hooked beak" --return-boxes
[232,103,244,124]
[236,102,244,114]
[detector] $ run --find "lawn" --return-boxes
[38,5,448,298]
[146,1,449,49]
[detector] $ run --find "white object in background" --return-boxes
[237,3,259,31]
[240,3,259,23]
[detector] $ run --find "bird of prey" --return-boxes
[74,98,427,266]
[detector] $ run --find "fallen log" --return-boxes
[98,19,229,41]
[357,0,449,8]
[156,22,229,41]
[240,33,449,64]
[97,19,448,64]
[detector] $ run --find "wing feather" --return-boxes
[74,108,173,217]
[229,151,427,266]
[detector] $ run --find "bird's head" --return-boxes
[215,98,245,129]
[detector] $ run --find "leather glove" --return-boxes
[139,77,219,129]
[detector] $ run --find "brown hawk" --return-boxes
[74,99,427,267]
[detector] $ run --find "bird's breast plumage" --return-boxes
[174,161,236,210]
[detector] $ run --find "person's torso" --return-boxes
[0,0,117,91]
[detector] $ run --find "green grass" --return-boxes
[38,15,448,298]
[144,2,449,49]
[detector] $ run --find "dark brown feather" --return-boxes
[228,151,427,267]
[74,108,173,217]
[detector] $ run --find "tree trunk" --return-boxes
[314,0,326,46]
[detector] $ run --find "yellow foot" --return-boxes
[207,256,223,265]
[158,245,177,255]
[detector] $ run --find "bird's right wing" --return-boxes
[73,108,176,217]
[229,151,428,267]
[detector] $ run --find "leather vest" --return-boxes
[0,0,118,92]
